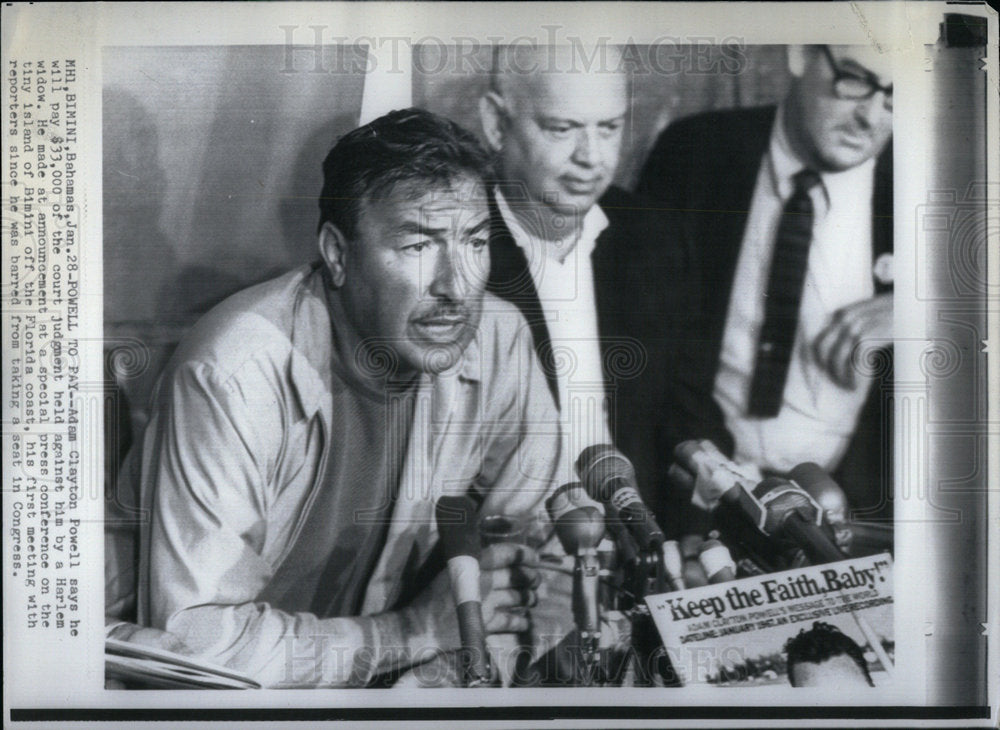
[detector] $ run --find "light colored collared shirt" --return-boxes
[108,265,562,687]
[713,106,876,473]
[495,192,611,479]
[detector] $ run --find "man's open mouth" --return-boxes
[413,316,468,338]
[562,177,602,194]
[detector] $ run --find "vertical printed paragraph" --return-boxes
[4,58,82,638]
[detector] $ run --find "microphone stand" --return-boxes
[622,546,682,687]
[573,546,602,684]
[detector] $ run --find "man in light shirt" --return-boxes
[638,45,894,521]
[479,44,732,532]
[105,109,562,687]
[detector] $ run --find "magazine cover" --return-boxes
[647,554,894,687]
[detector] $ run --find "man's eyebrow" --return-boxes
[537,115,583,127]
[537,114,626,127]
[393,216,490,237]
[463,217,490,236]
[838,58,890,84]
[392,221,448,236]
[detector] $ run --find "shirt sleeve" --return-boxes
[474,309,563,538]
[472,310,574,657]
[140,360,401,687]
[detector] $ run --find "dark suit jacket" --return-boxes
[487,184,733,536]
[637,106,894,522]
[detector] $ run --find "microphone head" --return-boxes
[752,477,819,535]
[575,444,636,504]
[435,494,481,560]
[547,483,605,553]
[557,506,606,554]
[546,482,601,521]
[789,462,848,524]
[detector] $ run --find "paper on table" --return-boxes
[105,638,261,689]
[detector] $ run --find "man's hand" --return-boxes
[105,621,195,689]
[669,439,762,512]
[812,294,892,390]
[480,542,540,632]
[402,542,540,657]
[106,620,192,655]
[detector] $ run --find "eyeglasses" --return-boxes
[820,45,893,110]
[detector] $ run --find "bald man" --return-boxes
[480,45,732,531]
[638,45,894,522]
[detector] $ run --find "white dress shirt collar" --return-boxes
[494,188,613,459]
[769,104,876,216]
[495,190,609,267]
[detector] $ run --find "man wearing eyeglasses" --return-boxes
[638,45,894,523]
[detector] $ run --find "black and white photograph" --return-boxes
[2,2,997,726]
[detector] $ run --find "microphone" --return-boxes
[789,462,848,525]
[680,534,710,588]
[576,445,665,551]
[545,483,604,661]
[662,540,686,591]
[674,440,775,535]
[674,442,846,568]
[604,507,640,566]
[674,439,760,512]
[698,538,736,584]
[596,537,618,610]
[789,462,854,554]
[435,495,491,687]
[752,477,846,565]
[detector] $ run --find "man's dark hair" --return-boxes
[317,108,493,238]
[784,621,874,687]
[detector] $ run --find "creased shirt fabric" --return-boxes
[713,105,876,473]
[114,264,562,687]
[495,192,612,475]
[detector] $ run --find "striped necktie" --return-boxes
[747,168,821,417]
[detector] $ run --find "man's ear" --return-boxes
[479,91,506,153]
[318,222,349,288]
[786,45,809,78]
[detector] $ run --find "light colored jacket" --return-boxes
[110,265,562,687]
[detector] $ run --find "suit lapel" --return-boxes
[591,226,618,368]
[700,107,777,367]
[486,195,560,407]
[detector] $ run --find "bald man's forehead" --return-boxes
[505,67,627,112]
[517,83,626,135]
[495,45,628,90]
[497,47,629,119]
